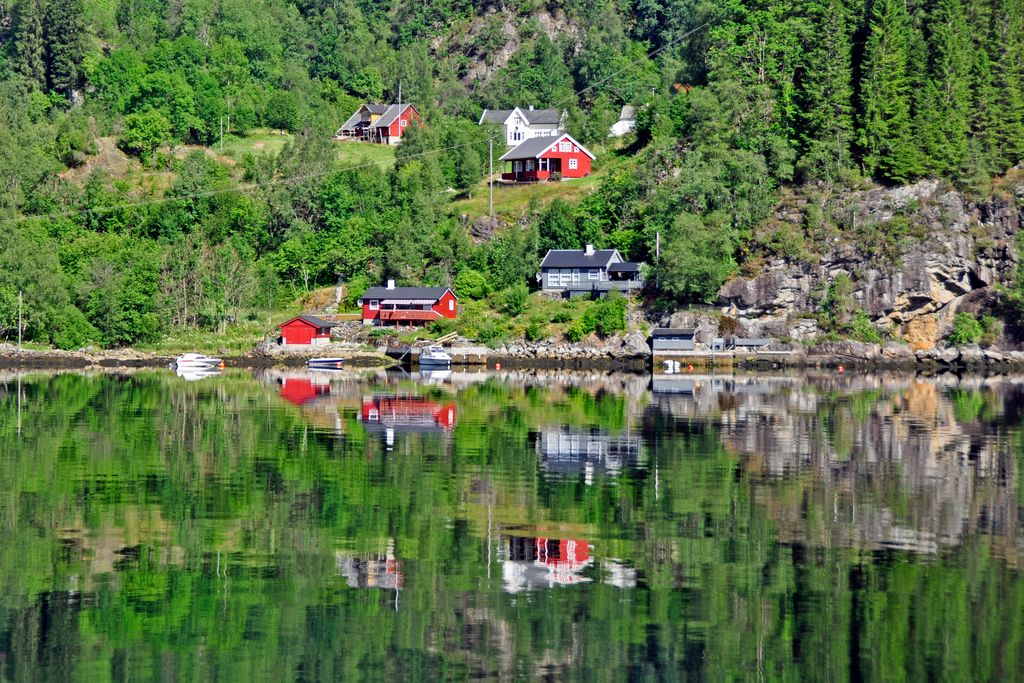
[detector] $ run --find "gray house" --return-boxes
[650,328,696,351]
[538,245,643,296]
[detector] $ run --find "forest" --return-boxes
[0,0,1022,347]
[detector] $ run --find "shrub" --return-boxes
[948,313,984,346]
[850,310,882,344]
[50,305,100,350]
[498,284,530,316]
[980,315,1003,346]
[550,309,573,323]
[593,294,626,336]
[525,320,547,341]
[120,109,172,162]
[454,269,489,300]
[474,318,510,347]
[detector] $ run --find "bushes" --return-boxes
[948,313,984,346]
[566,295,627,342]
[850,310,883,344]
[454,269,489,300]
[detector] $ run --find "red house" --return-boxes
[334,103,421,145]
[357,282,458,326]
[500,133,595,182]
[278,315,337,346]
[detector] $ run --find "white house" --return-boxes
[608,105,637,138]
[478,106,567,147]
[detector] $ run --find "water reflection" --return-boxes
[0,368,1022,679]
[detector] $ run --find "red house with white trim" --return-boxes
[499,133,595,182]
[278,315,337,346]
[335,103,421,145]
[357,281,458,326]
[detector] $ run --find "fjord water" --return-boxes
[0,370,1022,680]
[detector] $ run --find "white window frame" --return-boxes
[448,299,454,311]
[569,158,578,170]
[526,159,534,171]
[400,119,407,127]
[588,268,598,280]
[559,140,571,152]
[369,300,380,310]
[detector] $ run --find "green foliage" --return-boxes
[453,269,489,300]
[655,213,736,303]
[948,312,984,346]
[820,273,855,331]
[850,310,883,344]
[120,109,171,161]
[524,319,547,341]
[497,284,529,317]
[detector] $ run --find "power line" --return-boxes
[0,22,710,227]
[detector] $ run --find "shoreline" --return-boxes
[2,340,1024,374]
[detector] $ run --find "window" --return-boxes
[514,161,522,172]
[588,268,598,280]
[369,300,379,310]
[558,140,571,152]
[526,159,534,171]
[539,158,548,171]
[400,119,407,127]
[448,299,455,311]
[568,158,578,170]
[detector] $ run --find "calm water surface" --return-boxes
[0,368,1022,680]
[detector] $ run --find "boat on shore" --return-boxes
[307,357,346,369]
[418,346,452,368]
[174,353,224,369]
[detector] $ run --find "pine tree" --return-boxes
[917,0,972,174]
[857,0,924,183]
[12,0,46,89]
[987,0,1024,167]
[43,0,85,95]
[797,0,854,180]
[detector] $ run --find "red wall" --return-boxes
[388,107,421,141]
[280,320,330,345]
[540,141,592,178]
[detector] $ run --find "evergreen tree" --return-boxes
[986,0,1024,167]
[12,0,45,89]
[796,0,854,180]
[857,0,924,183]
[917,0,972,174]
[43,0,85,95]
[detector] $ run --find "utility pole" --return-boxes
[219,116,224,151]
[17,289,22,351]
[489,137,494,219]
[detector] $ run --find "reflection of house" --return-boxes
[478,106,567,146]
[538,245,643,296]
[535,427,643,480]
[359,396,457,431]
[358,281,458,327]
[500,133,594,182]
[335,552,403,590]
[278,377,331,405]
[501,536,592,593]
[335,103,421,144]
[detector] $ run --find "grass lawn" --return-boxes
[333,139,397,170]
[138,313,292,355]
[450,173,604,220]
[218,129,293,161]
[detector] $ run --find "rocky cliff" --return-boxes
[717,175,1024,349]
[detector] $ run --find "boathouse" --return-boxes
[278,315,336,346]
[650,328,696,351]
[358,281,458,326]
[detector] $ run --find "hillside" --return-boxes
[0,0,1022,350]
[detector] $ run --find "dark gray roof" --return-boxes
[359,286,454,301]
[608,262,640,273]
[373,104,415,128]
[500,135,562,161]
[540,249,619,269]
[281,314,337,328]
[366,103,389,114]
[651,328,696,337]
[479,109,513,124]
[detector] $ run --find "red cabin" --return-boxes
[278,315,337,346]
[500,133,595,182]
[335,103,421,145]
[357,282,458,326]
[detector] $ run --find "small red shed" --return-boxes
[278,315,337,346]
[357,282,458,326]
[500,133,595,182]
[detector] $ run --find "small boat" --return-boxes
[663,359,681,373]
[307,357,346,369]
[174,353,224,369]
[418,346,452,367]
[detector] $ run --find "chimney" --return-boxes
[386,279,395,290]
[585,244,595,256]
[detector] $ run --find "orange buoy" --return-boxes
[495,362,502,370]
[687,364,694,372]
[837,364,845,374]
